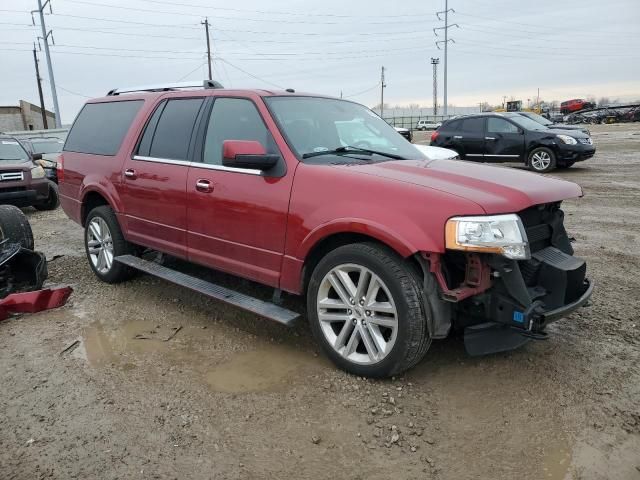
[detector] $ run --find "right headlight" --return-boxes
[556,134,577,145]
[30,165,45,179]
[445,214,530,260]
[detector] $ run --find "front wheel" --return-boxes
[34,181,59,211]
[84,206,135,283]
[528,147,556,173]
[307,243,431,378]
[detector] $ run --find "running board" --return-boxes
[115,255,300,326]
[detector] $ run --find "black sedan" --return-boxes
[430,113,595,173]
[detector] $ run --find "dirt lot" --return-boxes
[1,124,639,480]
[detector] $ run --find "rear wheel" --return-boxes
[0,205,34,250]
[307,243,431,378]
[84,206,135,283]
[528,147,556,173]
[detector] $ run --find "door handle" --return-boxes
[195,179,213,193]
[124,168,137,179]
[453,135,463,139]
[485,137,496,140]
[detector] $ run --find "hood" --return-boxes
[544,127,589,138]
[0,160,33,171]
[413,144,458,160]
[338,159,583,214]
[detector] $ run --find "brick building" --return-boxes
[0,100,55,131]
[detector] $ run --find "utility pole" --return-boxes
[435,0,457,116]
[430,57,439,115]
[380,66,386,118]
[478,102,483,113]
[202,18,212,80]
[33,0,60,128]
[32,45,48,129]
[536,88,540,113]
[502,95,507,109]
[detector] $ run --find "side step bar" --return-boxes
[115,255,300,326]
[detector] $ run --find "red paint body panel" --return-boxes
[0,286,73,321]
[121,159,189,258]
[59,89,585,297]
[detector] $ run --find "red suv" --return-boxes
[59,81,593,377]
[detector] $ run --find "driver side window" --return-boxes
[203,98,279,165]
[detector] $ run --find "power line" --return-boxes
[343,83,380,99]
[176,60,209,82]
[57,0,435,25]
[65,0,434,20]
[215,58,284,89]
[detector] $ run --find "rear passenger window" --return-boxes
[140,98,204,161]
[445,120,461,131]
[460,117,485,133]
[64,100,143,156]
[203,98,278,165]
[487,118,519,133]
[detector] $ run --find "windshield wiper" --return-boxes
[302,146,406,160]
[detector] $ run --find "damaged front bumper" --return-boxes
[422,205,594,356]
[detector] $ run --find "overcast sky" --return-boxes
[1,0,639,123]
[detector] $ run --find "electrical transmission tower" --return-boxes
[430,58,439,115]
[32,0,60,128]
[434,0,458,116]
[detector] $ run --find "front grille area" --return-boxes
[0,171,24,182]
[518,203,574,286]
[578,138,593,145]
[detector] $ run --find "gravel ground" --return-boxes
[1,123,639,480]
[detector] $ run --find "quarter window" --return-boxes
[203,98,278,165]
[488,118,519,134]
[64,100,143,156]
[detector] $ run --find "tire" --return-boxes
[0,204,34,250]
[307,242,432,378]
[84,206,135,283]
[34,181,60,211]
[528,147,556,173]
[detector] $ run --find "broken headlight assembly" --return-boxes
[30,165,46,179]
[445,213,530,260]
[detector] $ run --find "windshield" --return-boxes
[265,96,425,163]
[29,139,64,154]
[0,139,30,162]
[509,115,549,131]
[521,112,553,126]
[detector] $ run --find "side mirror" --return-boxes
[222,140,279,171]
[32,153,43,161]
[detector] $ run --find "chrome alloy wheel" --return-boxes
[87,217,114,274]
[317,264,398,365]
[531,150,551,171]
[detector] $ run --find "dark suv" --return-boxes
[0,134,59,210]
[431,113,595,173]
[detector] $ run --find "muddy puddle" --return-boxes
[76,319,323,393]
[205,345,320,393]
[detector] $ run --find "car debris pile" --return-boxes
[0,205,71,320]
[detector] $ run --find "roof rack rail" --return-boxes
[106,79,223,96]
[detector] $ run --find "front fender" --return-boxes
[297,216,439,260]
